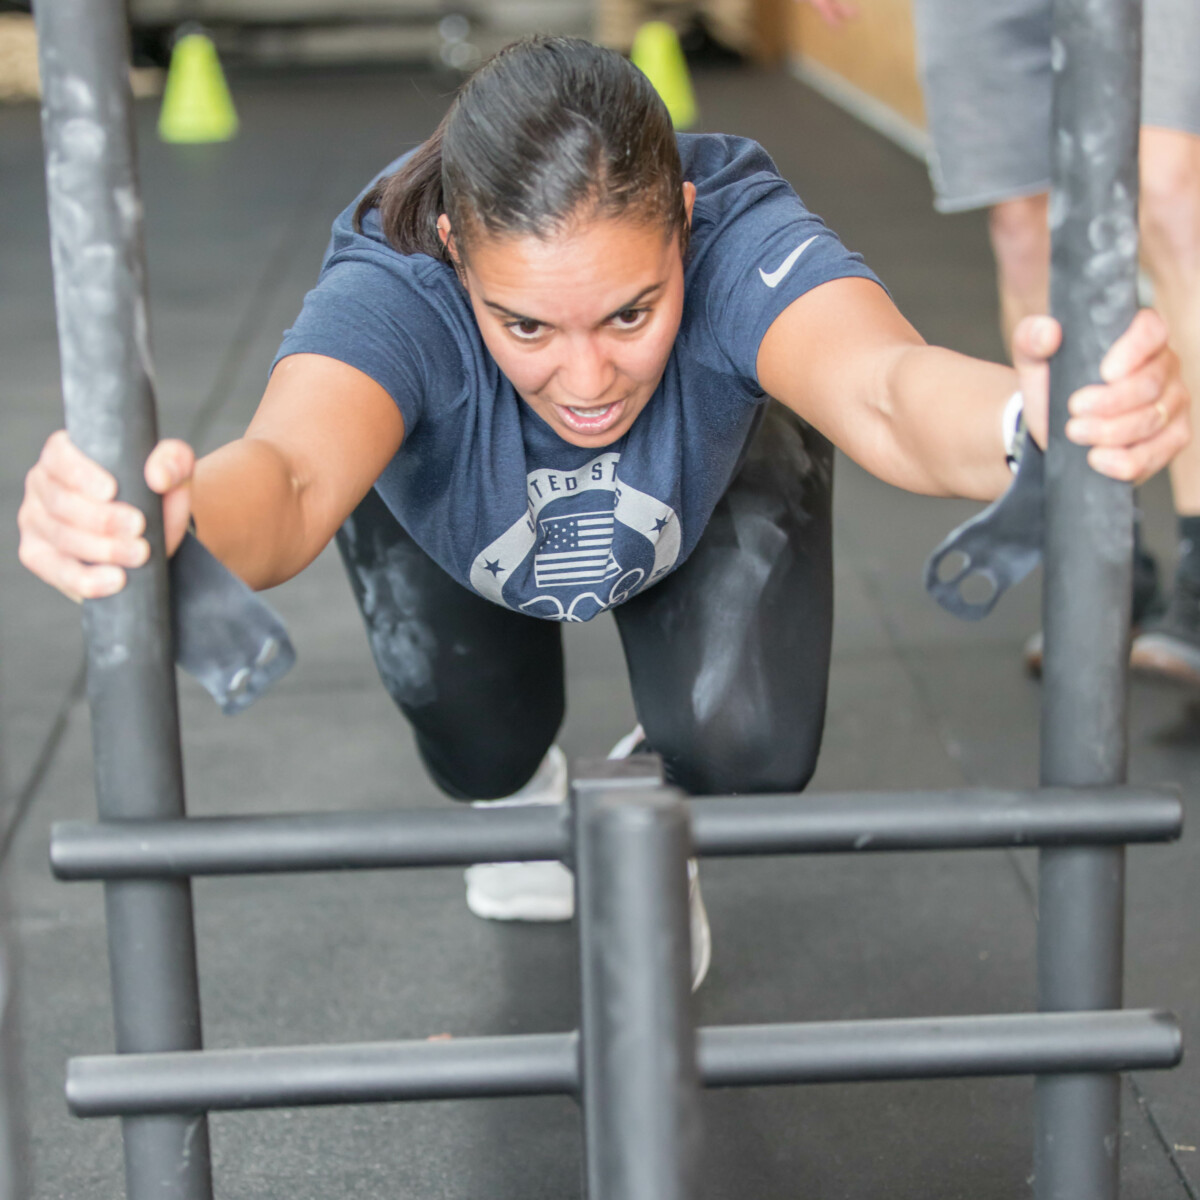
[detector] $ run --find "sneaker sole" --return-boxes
[463,859,575,922]
[689,869,712,992]
[464,890,575,922]
[1130,633,1200,688]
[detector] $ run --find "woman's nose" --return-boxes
[560,336,616,403]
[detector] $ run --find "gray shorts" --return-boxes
[914,0,1200,212]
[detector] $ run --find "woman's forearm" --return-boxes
[191,436,322,590]
[769,283,1185,502]
[759,279,1025,501]
[187,356,406,591]
[880,343,1019,500]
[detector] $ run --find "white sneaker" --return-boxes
[687,860,712,992]
[463,746,575,922]
[607,723,648,759]
[607,727,712,992]
[465,736,713,990]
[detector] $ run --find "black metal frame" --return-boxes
[49,785,1183,879]
[1038,4,1146,1198]
[45,756,1185,1198]
[33,0,1181,1197]
[33,1,213,1196]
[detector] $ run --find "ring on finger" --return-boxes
[1154,399,1168,428]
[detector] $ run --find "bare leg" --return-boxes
[988,194,1056,672]
[1139,126,1200,517]
[987,190,1162,672]
[988,193,1052,353]
[987,137,1200,520]
[1127,127,1200,682]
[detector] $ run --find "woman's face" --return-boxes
[441,184,695,448]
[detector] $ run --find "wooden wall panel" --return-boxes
[788,0,925,128]
[751,0,790,63]
[590,0,921,99]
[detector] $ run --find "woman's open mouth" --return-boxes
[556,398,626,435]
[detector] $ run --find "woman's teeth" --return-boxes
[559,400,623,431]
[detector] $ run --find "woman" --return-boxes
[18,38,1188,975]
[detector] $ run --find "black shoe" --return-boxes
[1023,548,1163,677]
[1130,571,1200,687]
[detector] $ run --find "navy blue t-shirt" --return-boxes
[274,133,881,622]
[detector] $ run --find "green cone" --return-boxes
[631,21,697,130]
[158,32,238,144]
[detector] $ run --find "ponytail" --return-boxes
[353,120,450,261]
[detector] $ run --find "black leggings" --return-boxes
[335,403,834,799]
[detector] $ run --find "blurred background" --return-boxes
[0,0,921,120]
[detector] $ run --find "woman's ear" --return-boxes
[437,214,470,280]
[682,181,697,226]
[437,214,467,284]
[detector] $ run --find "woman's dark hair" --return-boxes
[354,36,688,263]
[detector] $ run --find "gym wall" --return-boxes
[593,1,925,144]
[787,0,927,151]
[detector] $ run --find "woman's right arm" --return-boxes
[18,353,405,601]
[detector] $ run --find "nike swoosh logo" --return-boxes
[758,235,819,288]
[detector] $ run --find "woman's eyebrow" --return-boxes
[482,282,667,327]
[599,283,666,323]
[483,299,544,323]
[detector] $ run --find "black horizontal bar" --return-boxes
[51,805,570,880]
[67,1010,1180,1118]
[50,787,1181,882]
[698,1009,1182,1086]
[687,787,1182,856]
[68,1032,581,1117]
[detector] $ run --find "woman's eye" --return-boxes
[507,319,544,340]
[612,307,649,330]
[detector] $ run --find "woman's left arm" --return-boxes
[757,277,1190,501]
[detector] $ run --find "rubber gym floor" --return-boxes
[1,60,1196,1200]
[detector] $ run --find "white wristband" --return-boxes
[1002,389,1025,474]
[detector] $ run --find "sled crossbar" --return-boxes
[67,1009,1182,1119]
[49,785,1182,879]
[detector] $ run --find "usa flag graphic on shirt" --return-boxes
[468,452,681,622]
[534,512,620,589]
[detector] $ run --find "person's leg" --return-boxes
[335,486,565,801]
[1139,127,1200,520]
[989,177,1160,673]
[1124,0,1200,678]
[337,488,574,919]
[613,403,834,795]
[988,193,1051,349]
[916,0,1174,671]
[1127,127,1200,680]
